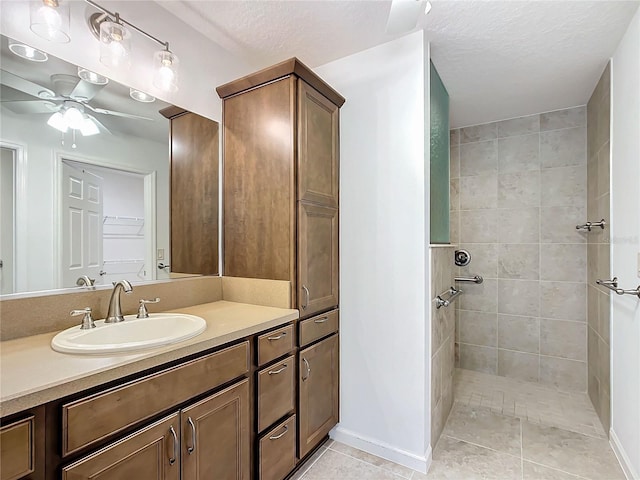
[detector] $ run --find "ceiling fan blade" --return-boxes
[87,105,153,121]
[386,0,424,34]
[70,79,106,102]
[0,70,56,99]
[87,114,112,135]
[1,100,58,114]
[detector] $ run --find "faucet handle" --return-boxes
[70,307,96,330]
[137,298,160,319]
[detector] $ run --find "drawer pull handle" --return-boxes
[269,425,289,440]
[187,417,196,454]
[267,332,287,341]
[302,357,311,381]
[314,317,328,324]
[268,364,288,375]
[168,425,178,465]
[302,285,310,310]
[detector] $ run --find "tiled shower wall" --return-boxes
[586,63,611,433]
[450,106,588,391]
[430,245,456,446]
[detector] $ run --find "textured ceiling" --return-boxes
[159,0,639,127]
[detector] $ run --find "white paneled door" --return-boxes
[61,161,103,288]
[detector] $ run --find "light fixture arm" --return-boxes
[84,0,170,51]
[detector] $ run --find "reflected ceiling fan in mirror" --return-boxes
[385,0,432,35]
[1,67,153,146]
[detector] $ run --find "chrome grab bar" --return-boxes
[455,275,483,284]
[596,277,640,298]
[576,219,606,231]
[435,287,462,309]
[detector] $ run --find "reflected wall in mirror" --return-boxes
[0,35,219,296]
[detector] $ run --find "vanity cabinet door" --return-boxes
[62,413,180,480]
[181,379,250,480]
[298,334,339,458]
[298,203,339,317]
[297,80,339,208]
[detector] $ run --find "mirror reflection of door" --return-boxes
[60,159,151,288]
[0,147,15,294]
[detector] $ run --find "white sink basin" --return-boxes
[51,313,207,355]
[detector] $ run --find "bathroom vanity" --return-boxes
[0,295,337,480]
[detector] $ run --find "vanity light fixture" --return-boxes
[152,49,179,93]
[77,66,109,85]
[129,88,155,103]
[8,39,48,62]
[29,0,70,43]
[99,14,131,69]
[85,0,180,93]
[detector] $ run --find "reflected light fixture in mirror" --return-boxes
[130,88,155,103]
[99,16,131,69]
[77,66,109,85]
[8,39,48,62]
[29,0,70,43]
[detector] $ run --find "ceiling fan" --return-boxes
[0,69,152,137]
[386,0,431,35]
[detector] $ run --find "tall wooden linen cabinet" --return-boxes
[217,58,344,473]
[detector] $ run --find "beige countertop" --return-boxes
[0,300,298,417]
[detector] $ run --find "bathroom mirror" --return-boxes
[0,35,219,296]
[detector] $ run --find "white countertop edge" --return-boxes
[0,302,298,417]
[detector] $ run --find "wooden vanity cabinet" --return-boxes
[218,57,344,317]
[298,334,339,459]
[0,406,45,480]
[181,380,250,480]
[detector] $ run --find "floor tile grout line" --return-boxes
[297,445,329,479]
[523,458,592,480]
[442,434,522,460]
[324,446,409,479]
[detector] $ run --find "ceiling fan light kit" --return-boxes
[8,39,49,62]
[29,0,70,43]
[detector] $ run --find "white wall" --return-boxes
[316,31,431,472]
[610,7,640,480]
[0,1,253,122]
[1,108,167,293]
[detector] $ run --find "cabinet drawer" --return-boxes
[62,413,180,480]
[257,324,294,366]
[299,309,338,347]
[259,415,296,480]
[62,341,249,456]
[257,355,295,432]
[0,416,34,480]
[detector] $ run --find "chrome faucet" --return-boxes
[105,280,133,323]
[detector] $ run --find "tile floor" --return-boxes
[292,369,624,480]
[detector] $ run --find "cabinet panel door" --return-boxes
[181,379,250,480]
[62,413,180,480]
[297,80,339,208]
[298,203,338,317]
[298,335,339,458]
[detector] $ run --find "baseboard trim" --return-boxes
[610,428,639,480]
[329,425,433,474]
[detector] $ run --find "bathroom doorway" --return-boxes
[57,156,157,288]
